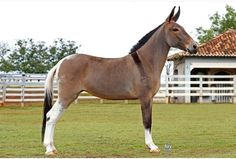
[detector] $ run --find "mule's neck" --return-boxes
[138,27,170,78]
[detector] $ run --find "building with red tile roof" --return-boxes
[167,29,236,103]
[168,29,236,60]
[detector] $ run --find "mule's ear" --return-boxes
[172,6,180,22]
[165,6,176,22]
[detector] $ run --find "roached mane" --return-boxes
[129,23,164,54]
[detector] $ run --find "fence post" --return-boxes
[165,75,169,104]
[21,74,26,107]
[234,76,236,104]
[199,75,203,103]
[184,75,191,103]
[2,83,6,106]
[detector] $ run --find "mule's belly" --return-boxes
[84,78,138,100]
[87,91,138,100]
[83,66,139,100]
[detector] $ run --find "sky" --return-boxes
[0,0,235,58]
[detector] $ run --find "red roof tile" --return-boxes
[168,29,236,60]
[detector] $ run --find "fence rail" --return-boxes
[0,74,236,105]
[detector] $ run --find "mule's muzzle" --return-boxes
[187,42,198,54]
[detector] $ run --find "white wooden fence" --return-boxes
[0,74,235,106]
[158,75,236,103]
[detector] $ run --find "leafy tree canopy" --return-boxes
[0,38,80,73]
[196,5,236,43]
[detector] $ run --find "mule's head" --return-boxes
[163,6,198,54]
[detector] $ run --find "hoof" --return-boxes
[45,150,57,156]
[53,149,58,154]
[150,148,161,154]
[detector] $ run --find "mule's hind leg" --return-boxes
[43,100,65,155]
[140,98,160,153]
[43,89,80,156]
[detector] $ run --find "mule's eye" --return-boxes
[172,28,179,32]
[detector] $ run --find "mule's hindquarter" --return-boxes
[57,53,152,103]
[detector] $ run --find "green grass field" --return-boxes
[0,102,236,157]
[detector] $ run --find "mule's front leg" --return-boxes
[140,99,160,153]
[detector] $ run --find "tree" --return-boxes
[0,38,80,73]
[6,39,49,73]
[0,42,10,59]
[0,42,12,72]
[196,5,236,43]
[48,39,79,69]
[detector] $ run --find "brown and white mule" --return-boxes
[42,6,198,156]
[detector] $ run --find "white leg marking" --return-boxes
[145,129,159,152]
[44,101,65,155]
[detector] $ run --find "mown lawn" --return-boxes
[0,102,236,157]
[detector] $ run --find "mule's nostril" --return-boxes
[187,43,198,54]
